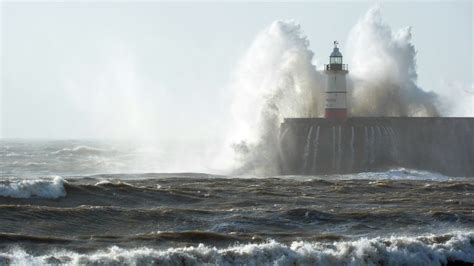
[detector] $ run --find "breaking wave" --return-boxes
[0,176,66,199]
[0,232,472,265]
[219,20,324,175]
[51,145,107,155]
[222,6,441,175]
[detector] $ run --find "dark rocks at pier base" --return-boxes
[279,117,474,176]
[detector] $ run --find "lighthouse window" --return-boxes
[331,57,342,64]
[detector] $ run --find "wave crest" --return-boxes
[51,145,106,155]
[0,232,472,265]
[0,176,66,199]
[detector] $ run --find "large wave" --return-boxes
[219,20,325,175]
[0,176,66,199]
[223,7,442,175]
[1,232,472,265]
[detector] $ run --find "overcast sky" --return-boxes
[1,1,472,140]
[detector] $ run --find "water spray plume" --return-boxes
[223,7,445,175]
[347,6,439,117]
[218,20,325,175]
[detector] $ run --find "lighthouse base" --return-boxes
[279,117,474,176]
[325,109,347,119]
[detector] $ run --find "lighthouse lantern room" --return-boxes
[324,41,348,119]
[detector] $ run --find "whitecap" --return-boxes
[51,145,106,155]
[0,176,67,199]
[0,232,472,265]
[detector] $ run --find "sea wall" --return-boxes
[279,118,474,176]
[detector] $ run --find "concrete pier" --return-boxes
[279,117,474,176]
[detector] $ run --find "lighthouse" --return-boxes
[324,41,348,119]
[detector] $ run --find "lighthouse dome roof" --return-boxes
[330,47,343,57]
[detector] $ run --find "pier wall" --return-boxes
[279,118,474,176]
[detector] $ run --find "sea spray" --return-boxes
[64,46,161,142]
[220,20,325,174]
[436,80,474,117]
[223,7,447,175]
[346,6,439,117]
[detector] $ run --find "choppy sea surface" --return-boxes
[0,140,473,265]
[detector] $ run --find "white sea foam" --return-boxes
[0,176,66,199]
[0,232,472,265]
[93,180,136,188]
[94,180,114,186]
[346,168,453,181]
[51,145,106,155]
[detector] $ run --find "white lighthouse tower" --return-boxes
[324,41,348,119]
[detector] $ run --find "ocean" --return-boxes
[0,140,473,265]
